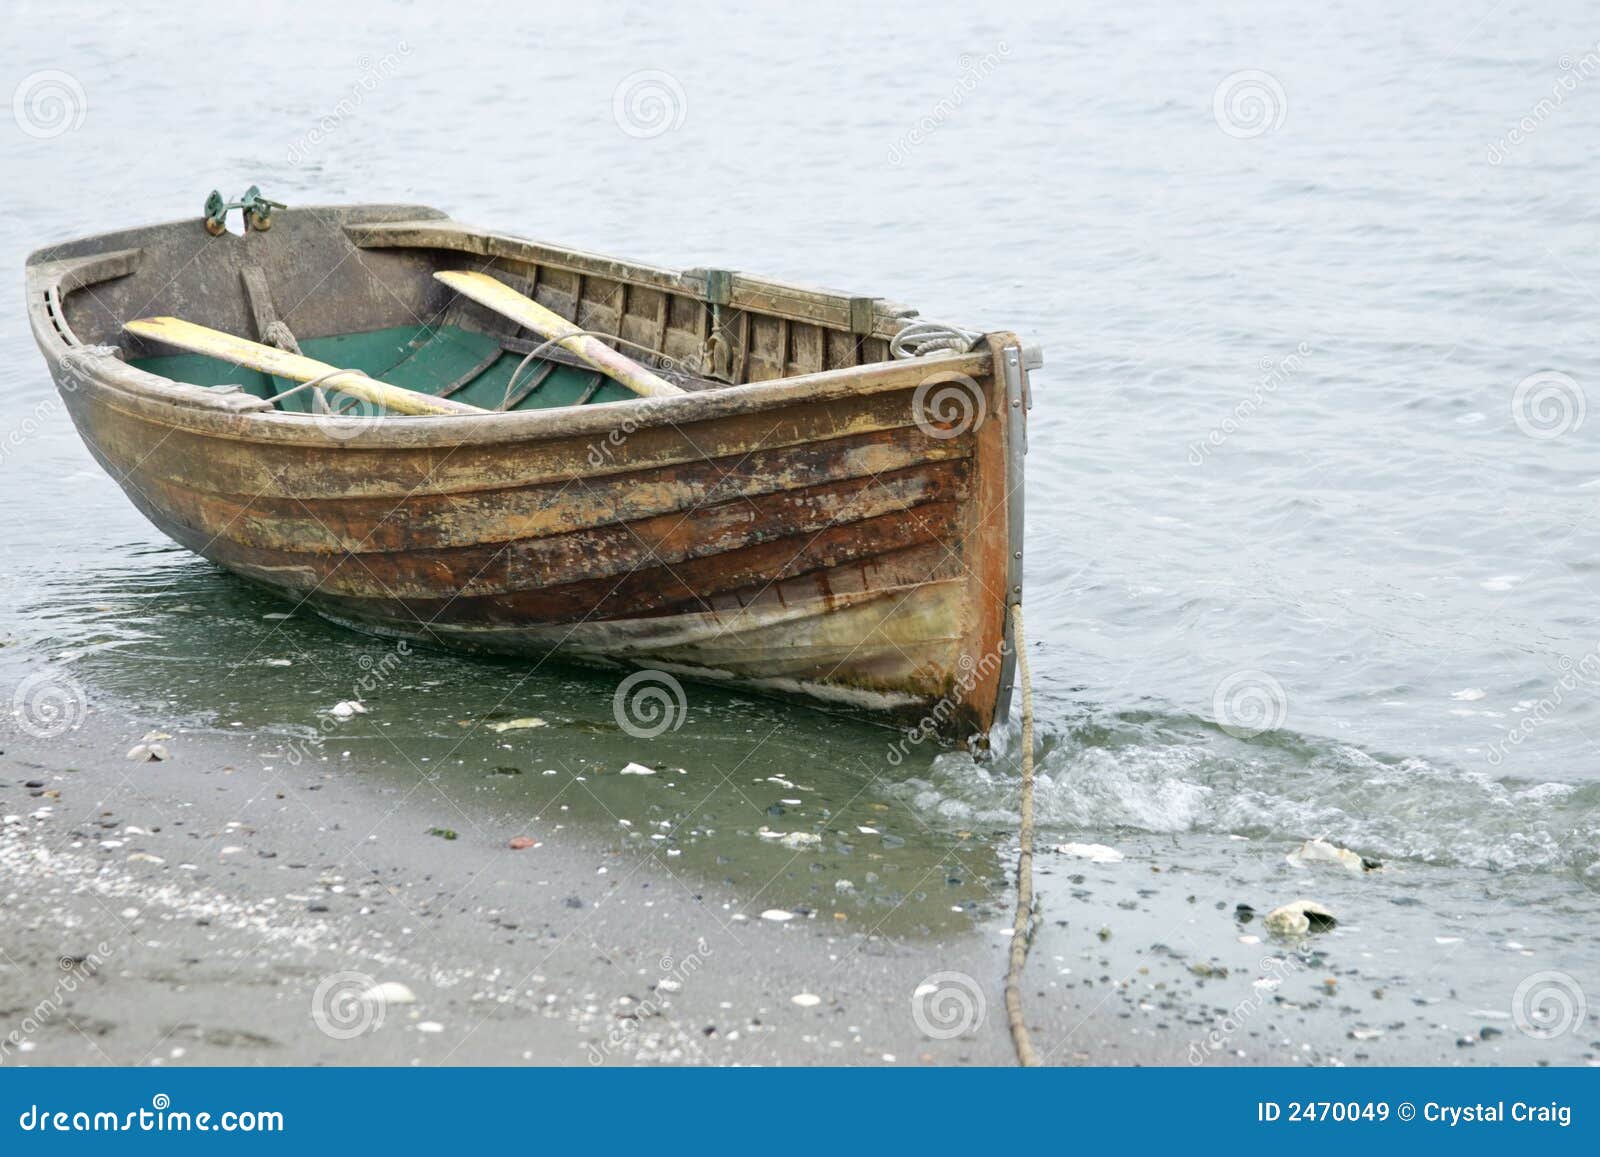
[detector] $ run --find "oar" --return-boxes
[435,270,686,398]
[123,317,484,416]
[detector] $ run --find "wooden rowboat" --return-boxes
[25,200,1037,741]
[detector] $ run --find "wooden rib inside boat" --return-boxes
[24,200,1038,741]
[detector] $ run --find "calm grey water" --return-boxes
[4,0,1600,936]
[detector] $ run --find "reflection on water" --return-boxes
[2,554,1008,936]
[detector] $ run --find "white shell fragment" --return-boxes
[1286,837,1374,875]
[359,981,417,1005]
[486,716,543,732]
[619,762,656,775]
[1264,899,1337,937]
[1054,842,1124,863]
[790,993,822,1007]
[759,909,796,922]
[757,828,821,849]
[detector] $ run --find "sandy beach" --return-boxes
[5,699,1592,1068]
[1,706,1058,1067]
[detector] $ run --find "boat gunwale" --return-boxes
[26,203,1004,452]
[46,336,997,451]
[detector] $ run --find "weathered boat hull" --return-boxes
[25,205,1031,740]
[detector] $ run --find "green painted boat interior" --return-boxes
[130,324,639,412]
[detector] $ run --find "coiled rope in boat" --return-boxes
[1005,602,1039,1067]
[889,319,984,359]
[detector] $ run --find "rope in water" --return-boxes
[1004,602,1039,1067]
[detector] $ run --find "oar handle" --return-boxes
[124,316,483,416]
[435,270,686,398]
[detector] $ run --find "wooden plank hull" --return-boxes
[25,205,1029,741]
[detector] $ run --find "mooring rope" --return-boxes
[1005,602,1039,1067]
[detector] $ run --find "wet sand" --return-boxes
[0,708,1081,1067]
[2,707,1593,1067]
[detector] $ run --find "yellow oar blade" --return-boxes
[123,317,483,417]
[435,270,686,398]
